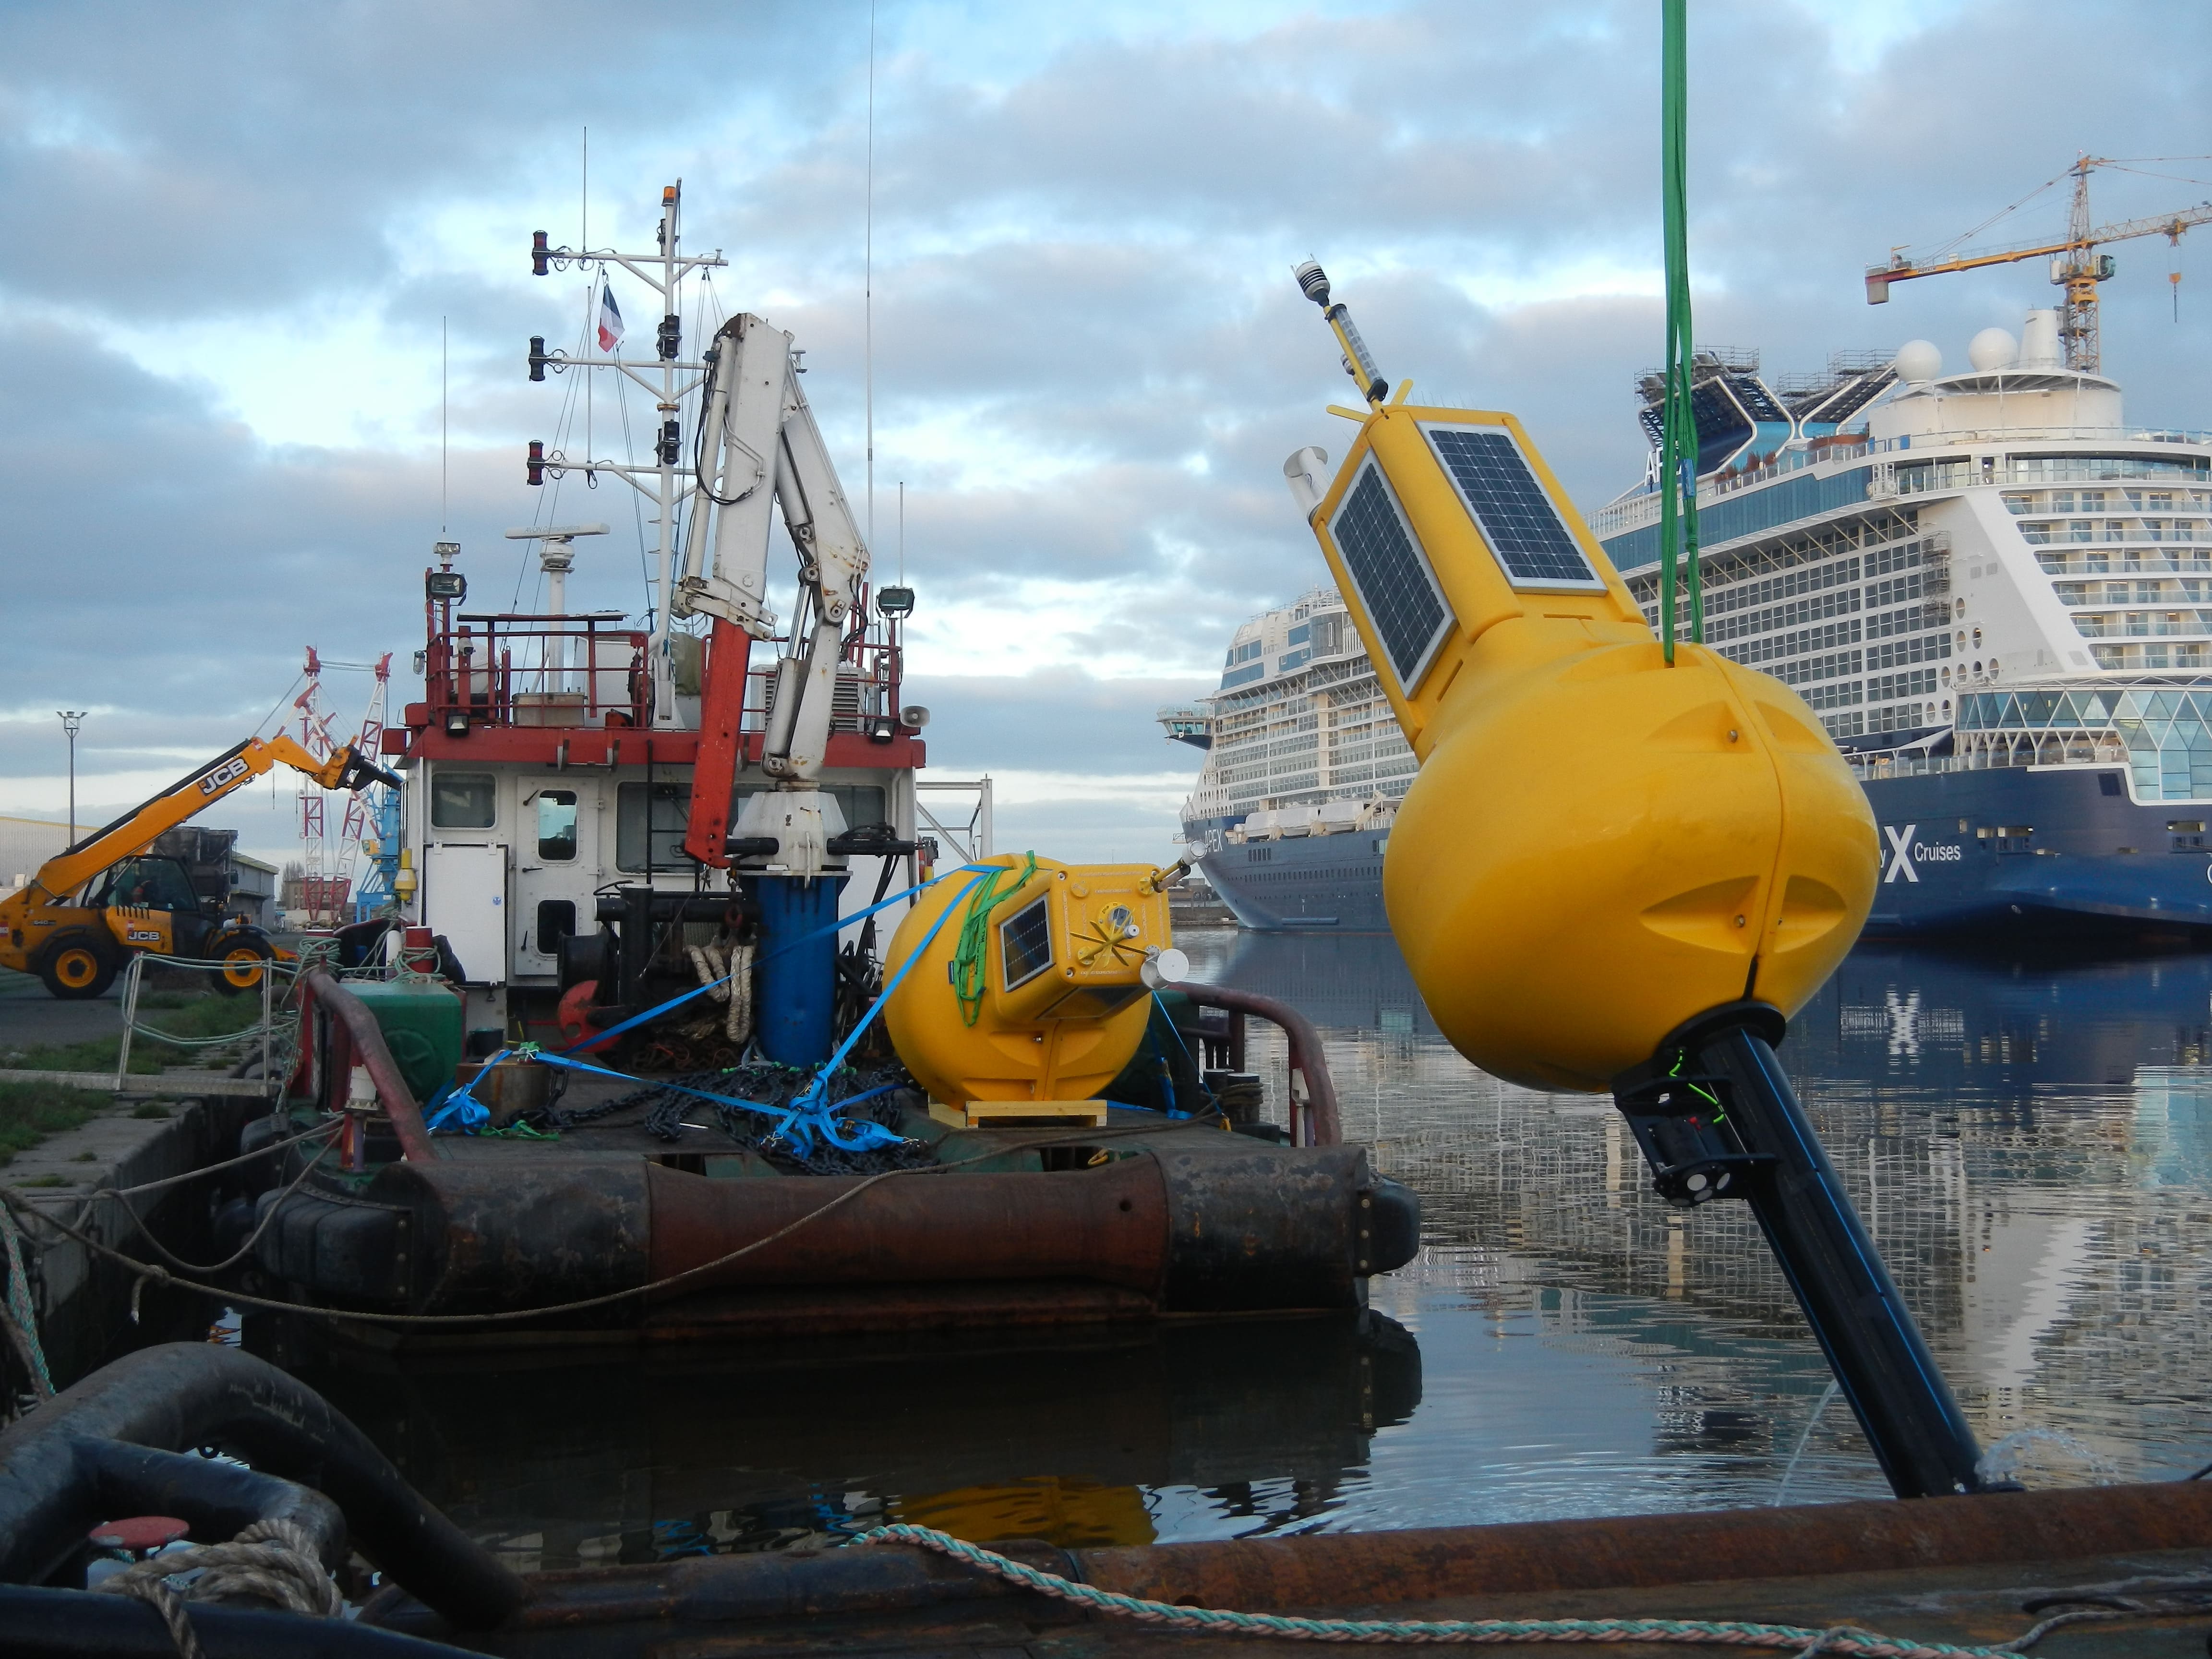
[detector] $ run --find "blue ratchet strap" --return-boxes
[787,871,989,1130]
[425,1047,507,1134]
[564,864,994,1055]
[529,1053,907,1154]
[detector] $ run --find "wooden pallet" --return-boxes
[927,1098,1110,1130]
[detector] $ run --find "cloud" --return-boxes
[1,0,2209,870]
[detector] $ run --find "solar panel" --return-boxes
[1329,459,1452,692]
[1423,425,1603,590]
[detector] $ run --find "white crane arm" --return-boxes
[671,312,870,785]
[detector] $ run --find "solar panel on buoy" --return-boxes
[1422,424,1605,591]
[1328,458,1452,694]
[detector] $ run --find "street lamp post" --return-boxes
[56,711,85,848]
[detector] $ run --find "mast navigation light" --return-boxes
[531,230,550,276]
[657,314,681,361]
[658,419,681,465]
[528,336,553,382]
[526,440,545,486]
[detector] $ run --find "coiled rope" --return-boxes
[96,1516,340,1659]
[850,1525,2071,1656]
[950,853,1038,1025]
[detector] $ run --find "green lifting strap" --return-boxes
[1659,0,1702,664]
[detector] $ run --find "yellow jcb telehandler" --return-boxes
[0,734,398,999]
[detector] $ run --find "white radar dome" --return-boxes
[1894,340,1942,384]
[1968,327,2018,372]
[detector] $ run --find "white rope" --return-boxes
[97,1515,341,1657]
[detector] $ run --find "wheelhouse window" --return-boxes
[615,781,689,872]
[536,789,579,861]
[432,772,496,830]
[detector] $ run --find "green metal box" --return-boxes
[347,978,464,1104]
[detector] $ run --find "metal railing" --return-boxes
[426,615,649,729]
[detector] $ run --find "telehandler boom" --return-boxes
[0,734,398,999]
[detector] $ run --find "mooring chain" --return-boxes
[96,1516,341,1658]
[850,1525,2107,1657]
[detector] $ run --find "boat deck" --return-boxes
[427,1065,1267,1169]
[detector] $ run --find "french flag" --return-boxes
[597,284,625,353]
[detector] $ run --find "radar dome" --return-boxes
[1967,327,2017,372]
[1894,340,1942,384]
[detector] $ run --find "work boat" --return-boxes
[1596,313,2212,937]
[233,181,1416,1340]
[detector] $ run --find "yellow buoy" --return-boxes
[883,854,1178,1108]
[1285,351,1875,1093]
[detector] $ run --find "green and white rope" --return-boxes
[850,1526,2046,1656]
[0,1203,52,1397]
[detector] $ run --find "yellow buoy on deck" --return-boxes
[1285,274,1875,1093]
[883,854,1180,1110]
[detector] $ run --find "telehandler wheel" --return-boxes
[212,934,274,995]
[39,935,117,1000]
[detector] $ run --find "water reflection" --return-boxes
[281,1312,1419,1569]
[295,932,2212,1552]
[1192,926,2212,1515]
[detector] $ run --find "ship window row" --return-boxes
[2019,520,2203,544]
[2055,580,2212,605]
[1866,633,1950,672]
[1723,619,1862,667]
[1622,511,1925,600]
[1634,531,1940,635]
[1225,640,1264,667]
[2092,642,2212,669]
[1708,584,1861,641]
[2003,483,2212,515]
[1821,704,1948,742]
[1866,601,1945,640]
[1706,554,1860,617]
[2072,613,2212,639]
[2036,546,2212,578]
[1892,453,2212,501]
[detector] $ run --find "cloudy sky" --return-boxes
[2,0,2209,869]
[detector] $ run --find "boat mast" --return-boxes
[526,183,728,725]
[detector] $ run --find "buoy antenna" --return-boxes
[1293,260,1387,406]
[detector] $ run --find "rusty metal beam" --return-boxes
[302,972,439,1162]
[1072,1481,2212,1610]
[1176,982,1341,1145]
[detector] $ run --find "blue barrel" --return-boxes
[754,873,850,1065]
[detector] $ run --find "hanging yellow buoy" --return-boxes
[883,854,1178,1109]
[1284,274,1875,1092]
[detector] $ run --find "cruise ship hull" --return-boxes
[1191,766,2212,938]
[1187,815,1392,932]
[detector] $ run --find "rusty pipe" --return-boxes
[331,1144,1403,1318]
[305,971,439,1162]
[1176,981,1340,1145]
[647,1158,1170,1294]
[1070,1480,2212,1611]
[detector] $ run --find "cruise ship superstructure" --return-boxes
[1178,305,2212,937]
[1162,589,1412,929]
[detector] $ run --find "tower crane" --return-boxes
[1866,154,2212,373]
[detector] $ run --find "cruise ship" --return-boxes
[1171,306,2212,938]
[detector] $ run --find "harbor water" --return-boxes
[274,927,2212,1569]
